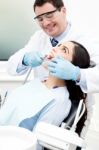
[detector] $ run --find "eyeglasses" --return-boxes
[34,9,58,23]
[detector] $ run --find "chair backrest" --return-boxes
[36,94,94,150]
[61,99,86,150]
[41,100,87,150]
[80,94,94,138]
[62,94,94,138]
[61,100,80,128]
[61,99,86,134]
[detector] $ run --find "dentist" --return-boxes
[8,0,99,94]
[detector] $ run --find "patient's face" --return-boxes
[47,41,74,62]
[43,41,74,69]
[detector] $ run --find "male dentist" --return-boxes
[8,0,99,93]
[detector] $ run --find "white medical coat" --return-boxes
[7,23,99,93]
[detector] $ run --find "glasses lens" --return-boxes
[45,10,57,18]
[34,9,57,21]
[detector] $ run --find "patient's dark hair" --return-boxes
[33,0,64,12]
[66,41,90,135]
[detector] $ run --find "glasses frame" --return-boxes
[34,9,59,22]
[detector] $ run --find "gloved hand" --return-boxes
[48,56,80,81]
[23,51,45,67]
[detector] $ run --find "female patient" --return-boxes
[0,41,90,135]
[32,41,90,135]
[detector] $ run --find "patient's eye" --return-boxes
[58,44,69,54]
[61,46,69,54]
[62,46,67,53]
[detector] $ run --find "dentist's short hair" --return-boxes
[33,0,64,12]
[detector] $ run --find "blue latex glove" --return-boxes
[48,56,80,81]
[23,51,45,67]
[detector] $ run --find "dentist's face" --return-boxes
[34,3,67,37]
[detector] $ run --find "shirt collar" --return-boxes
[50,22,71,42]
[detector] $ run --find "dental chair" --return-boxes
[35,96,94,150]
[0,66,94,150]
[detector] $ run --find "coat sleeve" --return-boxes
[7,30,42,75]
[77,35,99,93]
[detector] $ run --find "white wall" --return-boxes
[0,0,38,60]
[64,0,99,36]
[1,0,99,59]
